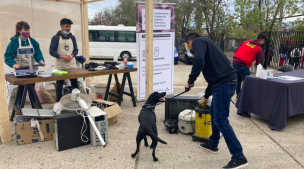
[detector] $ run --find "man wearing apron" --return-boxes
[49,18,79,102]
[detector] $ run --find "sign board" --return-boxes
[136,2,176,100]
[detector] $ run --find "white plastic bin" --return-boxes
[95,84,107,99]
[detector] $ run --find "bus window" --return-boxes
[88,26,137,59]
[96,30,115,42]
[117,31,136,42]
[89,31,93,42]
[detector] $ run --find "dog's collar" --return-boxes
[142,102,163,109]
[142,104,155,109]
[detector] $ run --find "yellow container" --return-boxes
[194,106,212,138]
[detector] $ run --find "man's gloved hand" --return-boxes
[185,83,194,92]
[202,98,208,103]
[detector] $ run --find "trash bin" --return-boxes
[95,84,107,100]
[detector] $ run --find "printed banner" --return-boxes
[136,2,176,100]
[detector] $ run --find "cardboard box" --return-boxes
[15,116,55,146]
[93,99,122,126]
[108,115,118,126]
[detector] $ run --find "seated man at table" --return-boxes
[233,33,267,98]
[49,18,79,102]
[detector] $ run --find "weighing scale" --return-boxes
[14,38,42,77]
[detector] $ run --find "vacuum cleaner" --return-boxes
[192,101,212,142]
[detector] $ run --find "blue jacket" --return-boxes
[4,36,44,68]
[49,31,78,58]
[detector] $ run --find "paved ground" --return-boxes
[1,60,304,169]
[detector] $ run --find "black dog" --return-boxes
[131,92,167,162]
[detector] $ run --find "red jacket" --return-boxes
[233,39,263,67]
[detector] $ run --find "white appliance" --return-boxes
[178,109,195,134]
[88,106,108,147]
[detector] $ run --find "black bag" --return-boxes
[63,86,73,96]
[164,119,178,134]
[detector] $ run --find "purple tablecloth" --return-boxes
[236,70,304,131]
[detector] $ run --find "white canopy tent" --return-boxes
[0,0,154,144]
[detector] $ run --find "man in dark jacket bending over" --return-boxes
[184,33,248,169]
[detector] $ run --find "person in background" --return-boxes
[268,45,274,67]
[290,46,301,70]
[301,46,304,69]
[49,18,79,102]
[286,46,292,65]
[184,32,248,169]
[279,44,288,67]
[4,21,46,104]
[232,33,267,98]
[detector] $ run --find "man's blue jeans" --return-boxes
[233,63,251,97]
[208,78,245,160]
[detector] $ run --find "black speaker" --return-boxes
[164,95,199,121]
[54,112,90,151]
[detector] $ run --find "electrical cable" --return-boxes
[36,109,41,118]
[76,109,89,143]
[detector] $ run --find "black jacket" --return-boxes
[49,31,78,58]
[188,37,236,99]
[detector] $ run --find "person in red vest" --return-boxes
[233,33,267,97]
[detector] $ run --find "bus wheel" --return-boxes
[120,52,131,61]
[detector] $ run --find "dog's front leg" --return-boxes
[144,136,149,147]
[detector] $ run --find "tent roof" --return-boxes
[43,0,104,4]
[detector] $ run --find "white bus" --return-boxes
[89,25,136,60]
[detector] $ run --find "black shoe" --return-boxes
[223,157,248,169]
[200,143,218,154]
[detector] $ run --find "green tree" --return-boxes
[90,7,114,26]
[163,0,229,37]
[293,19,304,32]
[112,0,136,26]
[194,0,228,36]
[234,0,302,38]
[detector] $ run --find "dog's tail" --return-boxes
[145,126,167,144]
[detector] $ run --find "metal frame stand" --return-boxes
[104,73,136,107]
